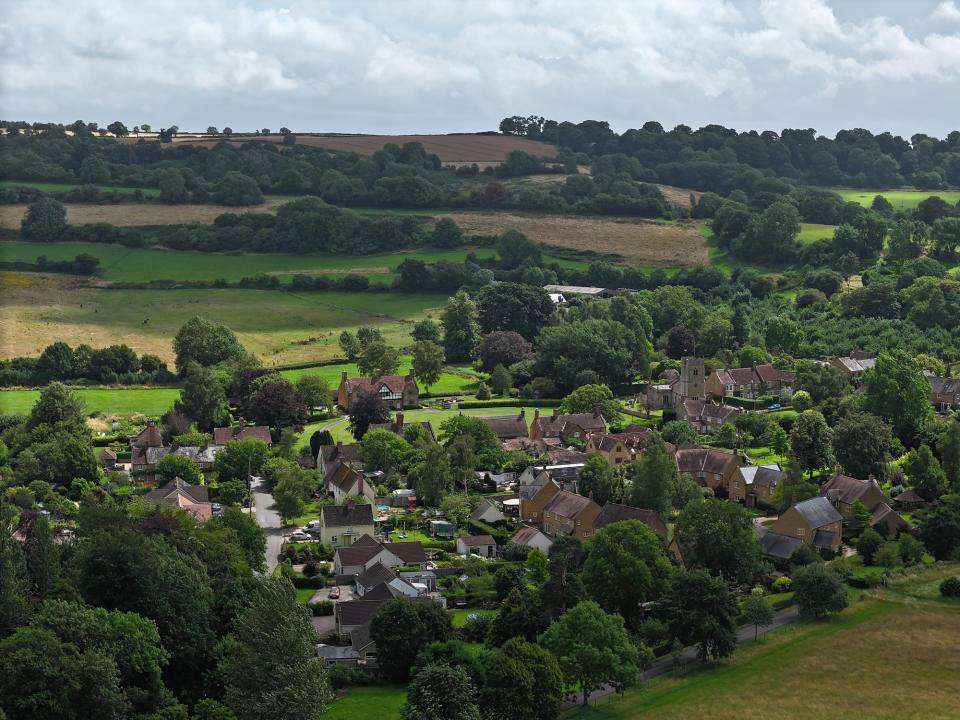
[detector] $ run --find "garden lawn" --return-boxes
[324,685,407,720]
[450,608,497,627]
[796,223,836,245]
[566,566,960,720]
[0,387,180,415]
[296,588,316,605]
[831,188,960,212]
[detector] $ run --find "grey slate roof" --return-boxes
[813,529,836,548]
[355,562,397,591]
[793,496,843,529]
[322,503,374,528]
[759,531,804,559]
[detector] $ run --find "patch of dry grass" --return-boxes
[446,212,709,267]
[0,203,276,229]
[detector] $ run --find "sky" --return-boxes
[2,0,959,139]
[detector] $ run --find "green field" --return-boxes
[450,608,496,627]
[0,280,443,365]
[832,188,960,211]
[567,565,960,720]
[0,241,499,283]
[0,387,180,415]
[796,223,836,245]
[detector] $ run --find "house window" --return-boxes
[734,481,740,488]
[533,512,538,518]
[545,523,552,534]
[332,536,338,543]
[576,520,581,526]
[583,531,591,538]
[797,528,805,537]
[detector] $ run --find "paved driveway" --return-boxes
[251,475,283,575]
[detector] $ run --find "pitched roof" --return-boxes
[738,464,786,489]
[320,443,362,465]
[145,445,223,465]
[343,372,416,396]
[322,503,374,528]
[592,502,667,539]
[929,375,960,394]
[542,490,596,520]
[381,541,428,565]
[143,477,209,505]
[821,474,879,506]
[368,415,435,440]
[534,411,607,436]
[675,447,741,475]
[337,600,388,627]
[470,500,502,521]
[758,531,804,559]
[476,412,529,439]
[834,353,876,373]
[95,448,117,460]
[893,489,926,503]
[812,529,836,548]
[793,496,843,529]
[130,420,164,448]
[356,562,397,590]
[755,364,795,384]
[350,623,375,652]
[681,399,738,424]
[458,534,496,547]
[213,423,272,445]
[512,526,547,545]
[326,462,364,492]
[335,540,385,568]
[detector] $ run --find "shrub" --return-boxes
[772,576,792,593]
[310,600,335,616]
[940,576,960,598]
[460,612,492,642]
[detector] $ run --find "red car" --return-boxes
[328,586,340,600]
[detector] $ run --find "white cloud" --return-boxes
[933,1,960,22]
[0,0,957,136]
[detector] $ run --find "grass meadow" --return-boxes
[832,188,960,211]
[324,685,407,720]
[0,276,443,364]
[796,223,837,245]
[566,565,960,720]
[280,357,480,395]
[0,387,180,415]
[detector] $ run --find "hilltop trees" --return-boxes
[173,316,244,375]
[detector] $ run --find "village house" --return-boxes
[821,473,910,536]
[706,364,795,400]
[456,534,497,557]
[337,369,419,410]
[675,446,744,494]
[733,463,785,507]
[518,463,584,488]
[317,441,362,475]
[529,408,607,442]
[593,501,683,563]
[332,534,428,576]
[470,499,505,524]
[213,418,272,446]
[677,398,740,434]
[540,488,602,540]
[324,461,376,505]
[928,374,960,411]
[830,351,877,378]
[476,410,530,442]
[131,445,223,477]
[319,500,375,548]
[585,429,649,465]
[769,496,843,552]
[511,526,552,553]
[141,477,213,522]
[95,447,117,469]
[368,412,436,440]
[519,478,561,524]
[354,562,419,598]
[130,419,164,448]
[542,284,617,298]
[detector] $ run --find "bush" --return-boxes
[460,612,492,642]
[940,576,960,598]
[847,567,885,588]
[772,576,792,593]
[310,600,335,616]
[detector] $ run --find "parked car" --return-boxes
[211,503,222,512]
[328,586,340,599]
[290,531,309,540]
[767,403,781,410]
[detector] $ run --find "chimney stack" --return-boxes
[341,370,348,382]
[552,408,559,419]
[621,493,627,505]
[791,492,797,506]
[347,497,355,508]
[336,440,343,450]
[520,409,525,418]
[396,412,404,427]
[534,409,540,420]
[408,368,415,378]
[357,472,363,497]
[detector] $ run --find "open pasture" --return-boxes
[119,133,558,163]
[0,202,279,229]
[796,223,837,245]
[446,212,709,267]
[0,387,179,415]
[0,278,441,365]
[832,188,960,211]
[0,241,497,283]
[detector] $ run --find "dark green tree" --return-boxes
[862,352,933,444]
[476,283,554,340]
[487,587,546,646]
[792,563,849,618]
[441,290,481,363]
[401,663,479,720]
[370,597,453,682]
[844,499,874,540]
[674,499,761,583]
[172,316,244,375]
[478,637,563,720]
[21,197,67,242]
[559,383,623,425]
[832,412,892,481]
[347,390,392,441]
[219,578,331,720]
[539,600,640,707]
[412,340,444,393]
[856,527,883,564]
[917,497,960,559]
[741,589,775,641]
[665,569,739,660]
[902,444,948,501]
[156,453,203,484]
[627,432,677,516]
[581,520,673,629]
[539,535,586,618]
[790,410,834,477]
[489,364,512,396]
[577,455,621,506]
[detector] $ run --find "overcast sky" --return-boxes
[2,0,959,139]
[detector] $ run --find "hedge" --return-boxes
[290,576,327,589]
[456,399,562,409]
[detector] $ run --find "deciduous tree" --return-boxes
[441,290,481,363]
[790,410,833,477]
[674,499,761,583]
[792,563,848,618]
[370,597,453,682]
[412,340,444,393]
[665,569,739,659]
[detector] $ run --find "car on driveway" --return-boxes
[290,531,309,540]
[328,586,340,600]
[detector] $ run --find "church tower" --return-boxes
[677,356,705,401]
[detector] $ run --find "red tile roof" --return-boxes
[543,490,596,520]
[213,423,272,445]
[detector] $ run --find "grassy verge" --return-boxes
[324,685,407,720]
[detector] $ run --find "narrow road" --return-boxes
[251,475,283,575]
[560,605,800,710]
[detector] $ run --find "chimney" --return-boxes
[534,409,540,420]
[347,497,355,508]
[621,493,627,505]
[595,405,601,417]
[396,412,404,428]
[336,440,343,450]
[341,370,348,382]
[588,489,594,500]
[147,419,154,427]
[791,492,797,506]
[520,409,525,418]
[552,408,559,419]
[408,368,415,378]
[357,473,363,497]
